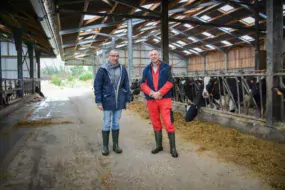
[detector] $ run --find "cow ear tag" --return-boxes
[214,81,217,84]
[277,91,283,96]
[195,106,198,109]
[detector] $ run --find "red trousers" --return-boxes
[146,98,175,133]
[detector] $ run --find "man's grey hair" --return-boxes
[149,49,160,56]
[107,49,119,56]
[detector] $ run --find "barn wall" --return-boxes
[1,41,37,79]
[188,45,266,72]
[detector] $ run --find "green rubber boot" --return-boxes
[102,130,110,156]
[168,132,178,158]
[112,129,122,154]
[151,130,163,154]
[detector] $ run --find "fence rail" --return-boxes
[0,78,40,109]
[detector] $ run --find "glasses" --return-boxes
[110,55,119,58]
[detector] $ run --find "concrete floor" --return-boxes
[0,84,273,190]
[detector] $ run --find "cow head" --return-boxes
[203,77,214,98]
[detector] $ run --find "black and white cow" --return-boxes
[130,79,141,101]
[202,76,244,112]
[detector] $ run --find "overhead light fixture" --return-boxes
[179,0,188,3]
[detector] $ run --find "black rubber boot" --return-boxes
[112,129,122,154]
[168,132,178,158]
[151,130,163,154]
[102,130,110,156]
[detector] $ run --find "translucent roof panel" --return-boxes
[206,44,215,49]
[83,15,96,20]
[183,24,193,29]
[219,5,234,13]
[200,15,211,22]
[153,39,160,43]
[114,29,127,34]
[240,35,254,41]
[135,3,154,12]
[183,50,191,54]
[240,16,255,25]
[188,37,197,42]
[221,40,232,46]
[169,44,176,49]
[202,32,215,38]
[179,0,188,3]
[194,48,203,52]
[177,40,187,46]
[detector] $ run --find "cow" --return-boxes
[244,77,267,116]
[130,79,141,101]
[202,76,244,112]
[185,81,204,122]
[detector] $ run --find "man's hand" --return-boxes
[152,92,162,99]
[126,103,130,109]
[97,105,103,111]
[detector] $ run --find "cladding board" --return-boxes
[188,46,258,72]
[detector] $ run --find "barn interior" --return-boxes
[0,1,285,188]
[1,0,284,126]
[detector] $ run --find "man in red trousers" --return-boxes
[140,49,178,158]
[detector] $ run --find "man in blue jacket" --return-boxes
[94,50,131,156]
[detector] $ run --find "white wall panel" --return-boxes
[1,42,8,55]
[9,42,17,56]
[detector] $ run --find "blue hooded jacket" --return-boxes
[94,63,130,110]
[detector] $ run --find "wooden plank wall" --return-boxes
[188,46,265,72]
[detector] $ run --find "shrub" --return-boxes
[51,75,62,86]
[79,72,93,81]
[67,75,74,82]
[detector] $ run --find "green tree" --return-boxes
[70,66,85,77]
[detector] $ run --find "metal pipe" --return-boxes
[258,76,264,118]
[127,19,133,82]
[112,36,116,49]
[30,0,59,56]
[235,77,241,114]
[0,40,2,107]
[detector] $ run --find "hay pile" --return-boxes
[14,118,73,128]
[129,101,285,189]
[129,101,149,119]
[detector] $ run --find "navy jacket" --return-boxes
[94,64,131,110]
[140,61,174,100]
